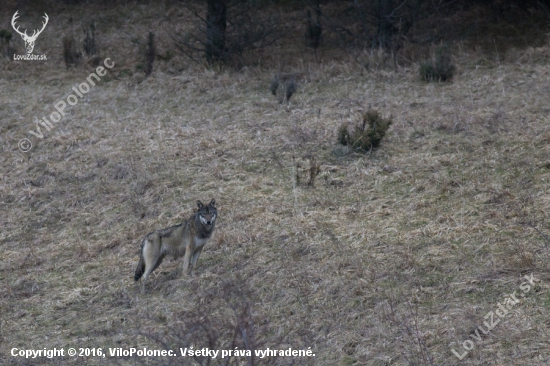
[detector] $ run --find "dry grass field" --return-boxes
[1,1,550,365]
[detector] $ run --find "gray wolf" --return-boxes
[134,199,217,289]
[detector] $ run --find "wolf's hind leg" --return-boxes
[141,235,164,289]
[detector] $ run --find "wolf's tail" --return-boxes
[134,251,145,281]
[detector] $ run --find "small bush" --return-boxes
[419,45,455,82]
[294,154,321,187]
[337,109,392,152]
[285,78,297,102]
[269,73,299,103]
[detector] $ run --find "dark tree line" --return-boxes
[206,0,227,63]
[174,0,550,65]
[172,0,289,65]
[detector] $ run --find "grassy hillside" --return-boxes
[1,1,550,365]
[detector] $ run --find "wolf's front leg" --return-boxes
[181,243,193,276]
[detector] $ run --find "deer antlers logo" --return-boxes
[11,11,49,54]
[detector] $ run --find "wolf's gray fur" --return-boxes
[134,199,217,290]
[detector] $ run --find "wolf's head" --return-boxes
[197,198,217,229]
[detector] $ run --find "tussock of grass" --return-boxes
[338,109,392,152]
[419,45,455,82]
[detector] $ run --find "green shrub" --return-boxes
[337,109,392,152]
[419,45,455,82]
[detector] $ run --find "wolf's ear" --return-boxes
[197,200,204,209]
[209,198,216,207]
